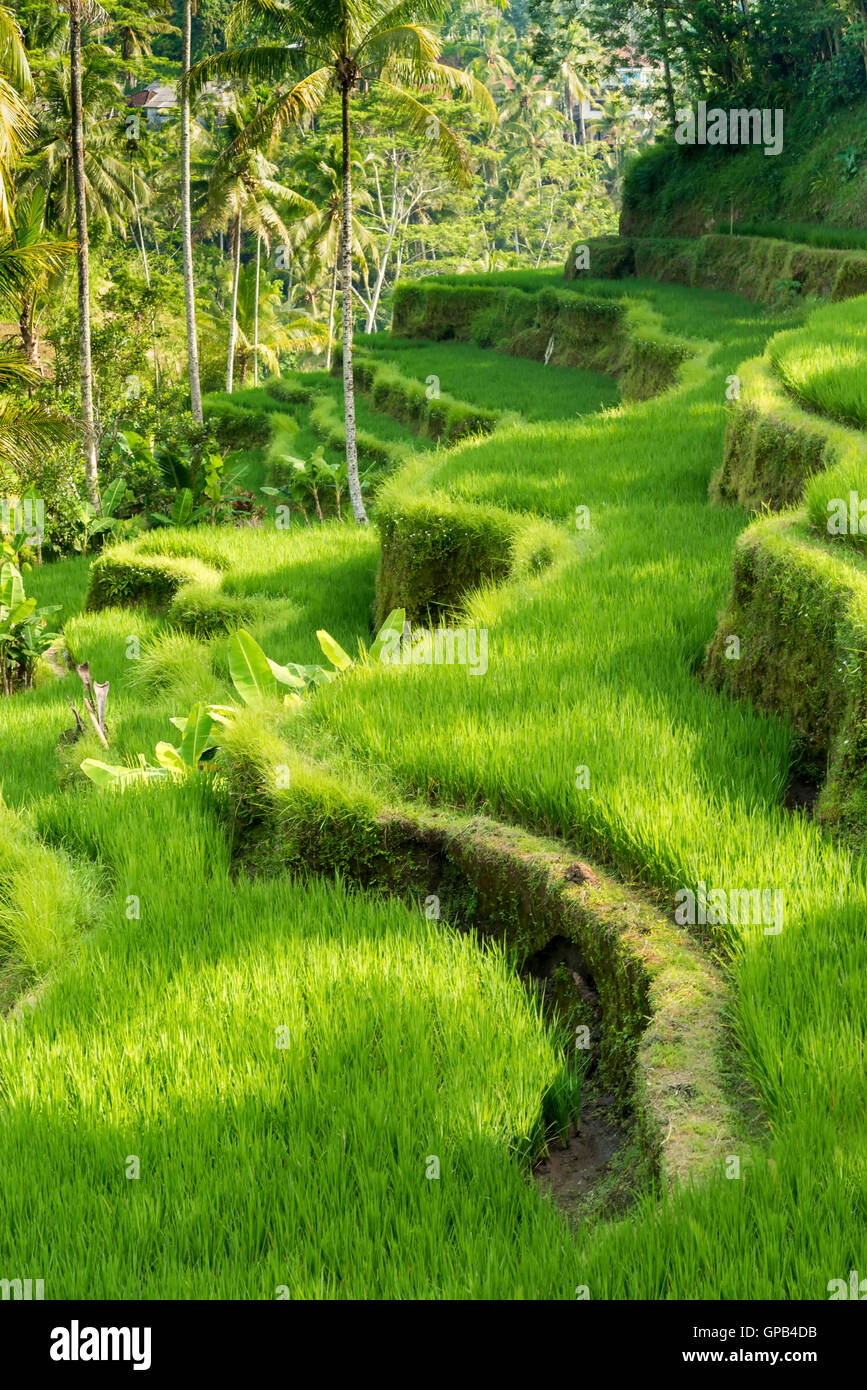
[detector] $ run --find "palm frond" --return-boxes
[0,238,75,306]
[225,0,320,46]
[210,68,334,172]
[0,396,73,471]
[357,23,441,70]
[381,56,497,123]
[372,80,475,188]
[184,45,309,101]
[0,5,31,91]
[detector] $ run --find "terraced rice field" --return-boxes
[3,273,866,1300]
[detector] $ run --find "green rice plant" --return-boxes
[725,220,867,253]
[356,338,618,424]
[5,274,867,1301]
[768,297,867,430]
[0,801,100,979]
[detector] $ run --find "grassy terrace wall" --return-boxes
[377,279,697,624]
[705,285,867,842]
[334,345,504,445]
[705,516,867,840]
[711,353,867,514]
[218,720,740,1188]
[391,280,694,402]
[566,234,867,306]
[373,457,570,625]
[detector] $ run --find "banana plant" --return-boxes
[226,608,406,707]
[80,609,408,784]
[81,701,234,786]
[261,453,311,525]
[71,478,128,556]
[151,453,248,528]
[262,448,373,526]
[0,561,61,696]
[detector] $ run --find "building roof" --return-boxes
[127,84,177,110]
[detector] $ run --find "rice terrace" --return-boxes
[1,0,866,1337]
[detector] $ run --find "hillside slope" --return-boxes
[622,94,867,240]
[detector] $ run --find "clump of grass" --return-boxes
[0,802,100,980]
[768,297,867,429]
[125,630,217,705]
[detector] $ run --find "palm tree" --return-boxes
[112,1,179,85]
[0,238,74,470]
[202,99,314,392]
[26,3,113,508]
[201,260,327,385]
[67,0,106,506]
[0,7,73,471]
[288,141,375,369]
[181,0,203,422]
[186,0,494,524]
[4,188,74,379]
[19,60,141,236]
[0,4,33,231]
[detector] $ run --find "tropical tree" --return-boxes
[4,188,74,377]
[24,2,115,508]
[18,59,141,237]
[180,0,203,422]
[186,0,495,524]
[66,0,107,506]
[202,99,313,392]
[288,141,375,367]
[111,0,179,84]
[0,234,74,468]
[201,259,327,385]
[0,4,33,231]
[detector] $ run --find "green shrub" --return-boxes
[202,397,272,448]
[87,545,221,611]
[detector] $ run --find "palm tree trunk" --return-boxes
[19,299,39,375]
[326,256,338,370]
[253,230,261,388]
[656,0,677,130]
[565,79,577,147]
[226,209,242,393]
[131,160,160,397]
[69,1,99,509]
[340,79,366,524]
[181,0,203,422]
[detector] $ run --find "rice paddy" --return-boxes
[3,273,867,1301]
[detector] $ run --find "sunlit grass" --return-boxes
[3,276,865,1299]
[357,335,620,421]
[768,297,867,429]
